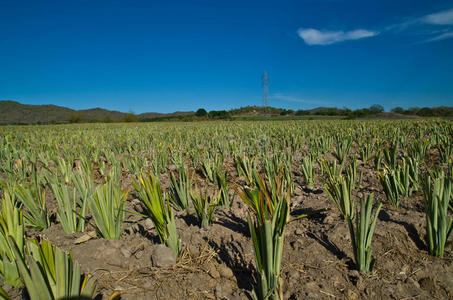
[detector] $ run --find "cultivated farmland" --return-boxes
[0,119,452,299]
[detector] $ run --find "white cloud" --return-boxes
[422,8,453,25]
[297,28,378,45]
[425,31,453,42]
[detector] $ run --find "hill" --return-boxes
[1,100,452,125]
[0,100,194,124]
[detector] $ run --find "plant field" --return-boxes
[0,120,452,299]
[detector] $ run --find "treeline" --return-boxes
[60,105,453,124]
[390,106,453,117]
[68,109,232,124]
[291,105,453,118]
[5,104,452,126]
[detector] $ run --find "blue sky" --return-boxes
[1,0,453,113]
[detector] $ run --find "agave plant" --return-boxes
[374,149,383,171]
[133,173,181,258]
[14,184,49,231]
[333,137,352,166]
[234,155,256,185]
[190,186,220,228]
[347,194,382,272]
[10,237,97,300]
[301,155,315,187]
[321,159,344,181]
[216,168,231,207]
[437,135,453,164]
[90,180,128,239]
[50,183,88,234]
[379,169,401,208]
[324,174,355,219]
[384,141,399,169]
[0,192,24,287]
[360,142,374,163]
[236,170,290,300]
[423,172,453,257]
[168,165,192,211]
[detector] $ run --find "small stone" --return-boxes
[132,199,145,213]
[188,245,200,257]
[215,281,234,299]
[120,248,132,258]
[304,281,318,291]
[347,289,359,300]
[283,291,292,299]
[219,265,234,279]
[295,228,304,236]
[406,277,420,289]
[143,281,154,289]
[287,270,300,281]
[208,279,217,289]
[135,250,144,259]
[151,244,176,268]
[144,219,154,231]
[323,215,335,225]
[209,263,220,279]
[350,270,362,287]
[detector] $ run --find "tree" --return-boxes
[208,110,231,119]
[195,108,207,117]
[124,111,138,122]
[68,112,83,123]
[370,104,384,114]
[391,107,405,114]
[406,107,420,115]
[295,109,309,116]
[416,107,434,117]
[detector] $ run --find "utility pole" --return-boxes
[262,71,269,115]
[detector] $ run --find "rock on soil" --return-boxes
[150,244,176,268]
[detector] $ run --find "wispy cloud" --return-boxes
[386,8,453,43]
[297,28,378,45]
[298,8,453,46]
[272,93,331,106]
[424,30,453,42]
[421,8,453,25]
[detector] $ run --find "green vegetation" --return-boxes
[90,181,128,239]
[10,237,97,300]
[3,100,453,125]
[133,174,181,257]
[348,194,382,272]
[423,171,453,258]
[237,171,290,300]
[0,118,452,298]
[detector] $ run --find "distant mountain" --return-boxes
[1,100,451,125]
[139,111,194,120]
[0,100,194,124]
[0,100,75,124]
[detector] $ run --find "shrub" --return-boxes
[195,108,208,117]
[370,104,384,114]
[67,112,83,123]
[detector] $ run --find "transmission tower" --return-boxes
[262,71,269,114]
